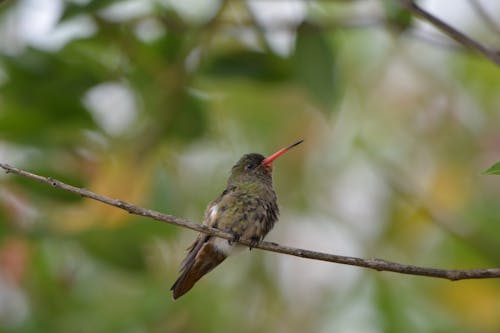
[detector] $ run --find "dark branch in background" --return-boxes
[407,29,466,52]
[134,5,483,59]
[2,163,500,281]
[359,141,500,262]
[399,0,500,67]
[467,0,500,38]
[225,0,500,66]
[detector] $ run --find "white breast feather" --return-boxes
[208,204,243,256]
[212,237,234,256]
[208,204,218,224]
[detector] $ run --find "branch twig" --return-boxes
[399,0,500,67]
[467,0,500,38]
[1,162,500,281]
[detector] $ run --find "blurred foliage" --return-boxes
[293,22,340,110]
[1,0,500,333]
[381,0,413,32]
[482,161,500,175]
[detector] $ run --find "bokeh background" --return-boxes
[1,0,500,332]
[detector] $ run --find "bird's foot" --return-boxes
[248,236,261,251]
[228,233,240,245]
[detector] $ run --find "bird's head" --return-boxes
[228,139,303,186]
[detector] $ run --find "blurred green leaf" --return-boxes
[0,0,13,10]
[451,55,500,112]
[165,93,207,141]
[60,0,121,22]
[60,2,89,22]
[77,223,151,271]
[12,168,86,203]
[462,198,500,263]
[293,22,338,111]
[149,167,177,215]
[205,50,291,82]
[0,49,100,145]
[482,162,500,175]
[381,0,413,31]
[0,208,8,239]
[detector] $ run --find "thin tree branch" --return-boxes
[1,162,500,281]
[467,0,500,38]
[406,29,467,52]
[399,0,500,67]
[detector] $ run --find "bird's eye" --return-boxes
[244,163,254,171]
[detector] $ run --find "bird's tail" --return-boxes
[171,242,226,300]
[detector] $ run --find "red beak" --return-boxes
[262,139,304,166]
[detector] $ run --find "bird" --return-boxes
[170,139,303,299]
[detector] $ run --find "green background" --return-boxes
[1,1,500,332]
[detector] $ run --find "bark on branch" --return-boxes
[1,162,499,281]
[399,0,500,67]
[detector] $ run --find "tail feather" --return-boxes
[171,241,226,300]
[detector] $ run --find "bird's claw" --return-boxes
[228,233,240,245]
[248,236,261,251]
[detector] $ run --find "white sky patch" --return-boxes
[416,0,500,40]
[0,189,39,229]
[17,0,63,45]
[134,18,166,42]
[184,46,202,73]
[66,0,91,5]
[0,274,30,328]
[329,161,388,242]
[246,0,306,56]
[320,281,381,333]
[16,0,96,51]
[82,82,137,136]
[160,0,221,24]
[273,215,363,302]
[0,143,41,169]
[99,0,153,23]
[37,15,96,51]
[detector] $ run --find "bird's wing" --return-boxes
[171,188,278,299]
[177,198,221,273]
[213,189,279,242]
[171,238,226,299]
[176,188,256,273]
[171,195,228,299]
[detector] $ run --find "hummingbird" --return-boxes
[170,139,303,299]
